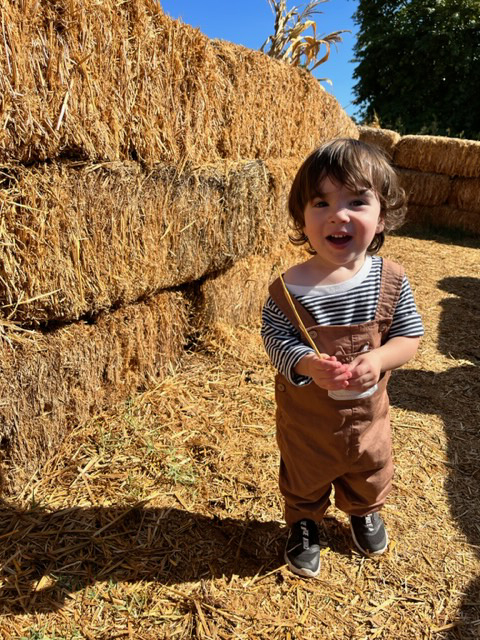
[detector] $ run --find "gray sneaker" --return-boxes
[284,519,321,577]
[350,512,389,555]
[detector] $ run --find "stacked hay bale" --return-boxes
[357,126,400,160]
[0,0,356,490]
[359,127,480,235]
[395,136,480,234]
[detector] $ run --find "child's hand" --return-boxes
[346,337,421,391]
[296,353,352,390]
[345,350,382,391]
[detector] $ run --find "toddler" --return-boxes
[261,138,423,577]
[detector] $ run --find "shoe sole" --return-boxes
[284,551,320,578]
[349,518,389,556]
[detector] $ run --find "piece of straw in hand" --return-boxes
[278,272,329,359]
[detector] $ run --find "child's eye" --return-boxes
[312,200,328,208]
[351,199,366,207]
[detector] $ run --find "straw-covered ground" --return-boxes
[0,229,479,639]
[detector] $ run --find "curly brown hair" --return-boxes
[288,138,407,254]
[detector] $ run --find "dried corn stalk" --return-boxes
[260,0,347,75]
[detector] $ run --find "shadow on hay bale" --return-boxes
[390,274,480,638]
[0,503,352,613]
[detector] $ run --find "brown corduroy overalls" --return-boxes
[268,258,405,527]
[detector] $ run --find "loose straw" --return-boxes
[278,272,328,359]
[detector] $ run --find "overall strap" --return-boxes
[268,275,317,335]
[375,257,405,320]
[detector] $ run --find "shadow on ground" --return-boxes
[0,502,356,614]
[394,224,480,251]
[391,275,480,638]
[0,504,280,612]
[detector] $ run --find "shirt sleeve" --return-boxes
[261,296,315,386]
[388,275,424,338]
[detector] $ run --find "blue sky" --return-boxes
[160,0,360,118]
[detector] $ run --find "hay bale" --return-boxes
[397,168,451,207]
[0,0,356,166]
[0,159,292,325]
[448,177,480,213]
[407,204,480,235]
[394,136,480,178]
[197,240,307,333]
[195,158,312,334]
[358,126,400,158]
[0,289,189,493]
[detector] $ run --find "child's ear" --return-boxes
[376,214,386,233]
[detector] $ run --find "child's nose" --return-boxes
[329,206,350,222]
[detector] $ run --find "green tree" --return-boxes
[352,0,480,140]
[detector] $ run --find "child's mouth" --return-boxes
[327,233,352,246]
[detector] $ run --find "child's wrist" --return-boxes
[294,352,317,377]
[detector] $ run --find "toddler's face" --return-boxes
[303,176,384,273]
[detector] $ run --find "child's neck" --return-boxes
[287,255,369,287]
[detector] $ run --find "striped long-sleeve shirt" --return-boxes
[261,256,424,386]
